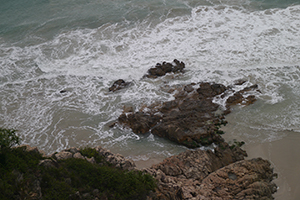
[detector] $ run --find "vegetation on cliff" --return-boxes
[0,128,157,200]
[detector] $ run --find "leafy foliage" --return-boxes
[0,133,157,200]
[41,158,156,200]
[79,147,107,164]
[0,128,20,152]
[229,139,245,149]
[0,146,43,199]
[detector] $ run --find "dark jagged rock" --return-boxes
[117,80,259,148]
[117,83,227,148]
[109,79,131,92]
[196,82,228,98]
[145,59,185,78]
[226,84,260,108]
[118,112,161,134]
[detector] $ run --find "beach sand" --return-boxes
[221,120,300,200]
[243,132,300,200]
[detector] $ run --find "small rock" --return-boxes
[39,159,58,168]
[85,157,96,164]
[73,152,85,159]
[145,59,185,78]
[60,90,67,94]
[69,147,80,154]
[54,151,73,160]
[109,79,131,92]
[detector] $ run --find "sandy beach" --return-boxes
[221,116,300,200]
[243,132,300,200]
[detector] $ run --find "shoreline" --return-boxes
[244,132,300,200]
[221,124,300,200]
[133,130,299,199]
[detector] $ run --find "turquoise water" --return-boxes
[1,1,300,194]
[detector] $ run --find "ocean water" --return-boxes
[1,0,300,186]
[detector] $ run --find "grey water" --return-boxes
[1,0,300,198]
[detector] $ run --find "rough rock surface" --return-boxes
[144,59,185,78]
[117,79,260,148]
[48,146,136,171]
[109,60,276,199]
[197,158,277,200]
[109,79,131,92]
[145,144,276,200]
[20,142,276,200]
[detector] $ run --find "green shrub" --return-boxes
[0,146,43,200]
[0,128,20,152]
[41,158,157,200]
[79,147,107,164]
[0,128,157,200]
[229,139,245,149]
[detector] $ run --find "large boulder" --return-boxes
[145,144,276,200]
[197,158,277,199]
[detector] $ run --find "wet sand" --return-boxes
[243,132,300,200]
[221,127,300,200]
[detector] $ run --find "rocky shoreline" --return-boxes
[19,141,277,200]
[7,60,277,199]
[107,60,277,199]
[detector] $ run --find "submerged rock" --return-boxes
[109,79,131,92]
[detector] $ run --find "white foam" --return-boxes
[1,4,300,154]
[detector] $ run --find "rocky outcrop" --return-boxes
[17,143,277,200]
[108,60,276,199]
[47,146,136,171]
[111,60,261,148]
[117,80,259,148]
[197,158,277,199]
[145,144,276,200]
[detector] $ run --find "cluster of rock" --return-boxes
[111,60,260,148]
[20,142,277,200]
[144,59,185,78]
[42,146,136,171]
[105,60,277,199]
[145,143,277,199]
